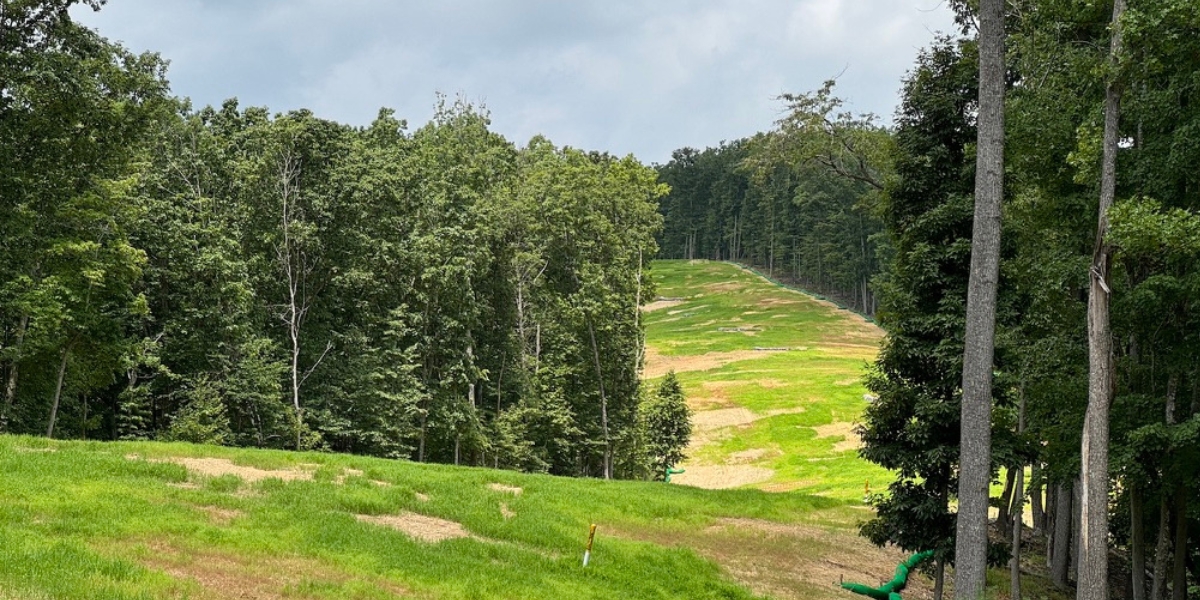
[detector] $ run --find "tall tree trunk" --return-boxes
[1011,386,1027,600]
[934,557,946,600]
[998,466,1018,539]
[46,343,72,439]
[1151,504,1171,600]
[587,319,611,480]
[1072,479,1082,584]
[1131,483,1146,600]
[1169,488,1186,600]
[1,314,29,431]
[418,409,427,462]
[1047,483,1057,568]
[1078,2,1125,599]
[954,1,1006,597]
[290,321,302,450]
[1031,464,1046,533]
[1151,374,1178,600]
[1052,481,1074,589]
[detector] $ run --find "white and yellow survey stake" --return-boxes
[582,524,597,567]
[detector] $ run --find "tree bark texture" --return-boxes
[1011,466,1025,600]
[46,344,71,439]
[1170,488,1186,600]
[1078,2,1125,599]
[1031,464,1046,532]
[998,466,1018,539]
[586,319,612,480]
[1151,505,1171,600]
[1072,480,1081,583]
[1151,375,1179,600]
[954,0,1005,597]
[1046,483,1057,568]
[1052,481,1074,589]
[1010,387,1027,600]
[934,557,946,600]
[1131,484,1146,600]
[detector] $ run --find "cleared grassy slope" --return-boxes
[644,260,889,497]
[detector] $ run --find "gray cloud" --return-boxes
[73,0,956,164]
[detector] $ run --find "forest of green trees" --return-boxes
[656,2,1199,598]
[0,1,695,480]
[655,93,890,316]
[4,0,1200,598]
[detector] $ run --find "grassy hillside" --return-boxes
[0,434,913,600]
[644,260,889,498]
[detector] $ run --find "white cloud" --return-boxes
[72,0,956,164]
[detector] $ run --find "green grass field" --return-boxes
[0,434,887,600]
[0,260,1069,600]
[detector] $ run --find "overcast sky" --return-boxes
[72,1,957,165]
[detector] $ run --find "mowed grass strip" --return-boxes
[644,261,889,499]
[645,260,880,357]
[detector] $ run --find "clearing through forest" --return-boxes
[643,260,886,496]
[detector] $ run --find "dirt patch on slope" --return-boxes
[356,512,472,543]
[643,300,685,312]
[693,407,807,433]
[487,483,522,495]
[143,457,316,484]
[616,516,934,600]
[704,281,747,293]
[133,540,409,599]
[703,518,933,600]
[643,347,789,379]
[670,465,775,489]
[812,422,862,453]
[726,448,777,464]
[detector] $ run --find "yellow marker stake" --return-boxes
[583,524,597,567]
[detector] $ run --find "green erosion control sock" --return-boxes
[838,551,933,600]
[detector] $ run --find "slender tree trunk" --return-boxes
[1078,3,1125,599]
[1151,375,1179,600]
[496,355,504,415]
[1169,488,1186,600]
[1,314,29,430]
[1011,469,1025,600]
[1011,386,1027,600]
[934,557,946,600]
[46,343,72,439]
[1131,484,1146,600]
[291,321,302,450]
[1072,480,1082,584]
[954,1,1005,597]
[1052,481,1074,589]
[418,409,427,462]
[998,467,1018,539]
[1031,464,1046,533]
[1152,504,1171,600]
[467,344,476,408]
[587,319,611,480]
[1047,483,1057,568]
